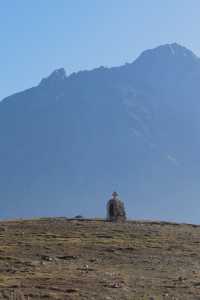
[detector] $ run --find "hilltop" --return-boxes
[1,218,200,299]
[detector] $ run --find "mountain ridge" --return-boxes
[1,42,197,102]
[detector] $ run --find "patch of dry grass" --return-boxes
[0,219,200,299]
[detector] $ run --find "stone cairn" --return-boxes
[106,192,126,222]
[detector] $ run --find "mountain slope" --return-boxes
[1,43,200,222]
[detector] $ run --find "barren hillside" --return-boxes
[0,218,200,299]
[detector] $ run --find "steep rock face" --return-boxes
[1,43,200,221]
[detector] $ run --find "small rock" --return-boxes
[111,282,121,288]
[83,264,89,272]
[178,276,186,282]
[41,255,53,261]
[89,258,97,262]
[66,288,78,293]
[57,255,78,260]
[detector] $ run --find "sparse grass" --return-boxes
[0,219,200,299]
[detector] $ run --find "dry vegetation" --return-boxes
[0,218,200,299]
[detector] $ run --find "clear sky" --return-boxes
[1,0,200,100]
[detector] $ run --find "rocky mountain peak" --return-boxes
[39,68,67,86]
[135,43,198,64]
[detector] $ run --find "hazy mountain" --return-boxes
[1,43,200,222]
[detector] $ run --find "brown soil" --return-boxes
[0,218,200,299]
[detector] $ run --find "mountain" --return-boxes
[1,43,200,222]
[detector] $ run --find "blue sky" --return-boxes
[1,0,200,100]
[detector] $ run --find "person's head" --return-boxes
[112,191,118,199]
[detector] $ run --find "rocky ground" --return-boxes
[0,218,200,299]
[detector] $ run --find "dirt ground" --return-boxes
[0,218,200,299]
